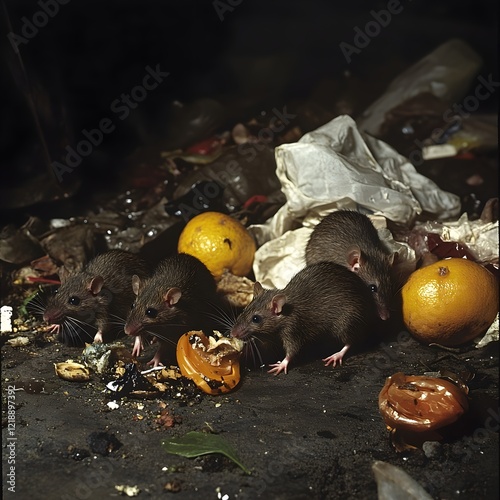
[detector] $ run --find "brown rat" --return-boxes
[230,261,378,375]
[305,210,395,320]
[124,252,230,367]
[43,250,150,345]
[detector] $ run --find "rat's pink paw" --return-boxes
[146,351,165,368]
[131,335,143,358]
[47,324,60,335]
[268,357,290,376]
[322,354,343,367]
[323,344,350,368]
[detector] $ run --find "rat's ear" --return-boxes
[346,245,363,272]
[131,275,141,296]
[89,276,104,295]
[388,252,397,266]
[164,287,182,307]
[271,294,286,315]
[253,282,264,297]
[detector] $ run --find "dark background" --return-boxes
[0,4,498,498]
[1,0,498,210]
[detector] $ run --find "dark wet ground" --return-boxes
[2,318,498,499]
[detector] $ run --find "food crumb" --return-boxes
[115,484,140,496]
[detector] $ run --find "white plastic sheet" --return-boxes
[357,38,483,137]
[250,115,461,288]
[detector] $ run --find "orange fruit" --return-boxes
[177,211,256,279]
[402,258,498,346]
[176,331,242,395]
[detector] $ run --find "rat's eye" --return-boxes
[130,302,135,310]
[68,296,80,306]
[146,307,158,318]
[251,314,262,324]
[369,284,378,293]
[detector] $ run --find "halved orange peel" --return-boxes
[176,331,244,395]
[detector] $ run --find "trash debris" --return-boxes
[164,180,228,220]
[358,38,483,138]
[161,431,251,474]
[54,361,91,382]
[172,145,282,214]
[107,401,120,410]
[408,210,499,265]
[216,271,255,308]
[0,223,45,265]
[378,372,469,451]
[176,331,243,395]
[249,114,461,288]
[372,460,433,500]
[5,336,30,347]
[87,431,122,456]
[106,363,157,397]
[1,305,14,333]
[82,342,134,375]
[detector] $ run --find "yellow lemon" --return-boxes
[177,211,256,279]
[402,258,498,346]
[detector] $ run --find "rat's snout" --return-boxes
[43,308,63,324]
[230,325,248,340]
[124,321,142,336]
[377,305,390,321]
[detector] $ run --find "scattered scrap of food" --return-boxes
[216,270,255,308]
[81,342,134,375]
[5,336,30,347]
[114,484,141,497]
[176,331,244,395]
[153,406,182,430]
[378,372,470,451]
[54,361,91,382]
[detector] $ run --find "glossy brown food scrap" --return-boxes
[378,372,469,433]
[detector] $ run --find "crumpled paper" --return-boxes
[249,115,461,289]
[413,212,499,263]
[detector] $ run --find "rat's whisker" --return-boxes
[27,294,47,315]
[66,315,96,331]
[145,332,177,348]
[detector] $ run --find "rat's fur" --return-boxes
[306,210,395,320]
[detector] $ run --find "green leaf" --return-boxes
[18,288,42,318]
[161,431,251,475]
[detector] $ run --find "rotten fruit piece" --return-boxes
[54,361,91,382]
[379,372,469,436]
[176,331,243,395]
